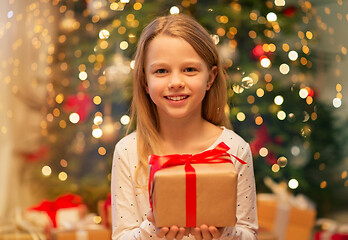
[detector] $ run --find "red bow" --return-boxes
[29,193,83,227]
[148,142,246,227]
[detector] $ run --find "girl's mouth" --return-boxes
[165,95,189,101]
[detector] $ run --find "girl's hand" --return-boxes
[191,225,225,240]
[147,211,190,240]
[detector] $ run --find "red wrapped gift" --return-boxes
[314,231,348,240]
[97,194,112,228]
[29,193,86,228]
[148,142,246,227]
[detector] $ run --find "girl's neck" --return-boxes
[158,114,222,155]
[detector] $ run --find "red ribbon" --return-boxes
[29,193,83,227]
[104,194,111,228]
[148,142,246,227]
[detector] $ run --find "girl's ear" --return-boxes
[207,65,218,91]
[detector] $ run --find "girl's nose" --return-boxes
[168,73,185,89]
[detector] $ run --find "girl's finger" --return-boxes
[208,226,223,239]
[146,211,155,224]
[175,227,186,240]
[191,227,202,240]
[156,227,169,238]
[200,224,213,240]
[184,228,190,236]
[165,225,179,240]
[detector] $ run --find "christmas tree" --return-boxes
[37,0,344,216]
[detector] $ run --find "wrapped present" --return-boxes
[51,227,111,240]
[0,233,35,240]
[257,193,316,240]
[149,142,246,227]
[257,228,277,240]
[314,218,348,240]
[29,194,86,228]
[314,231,348,240]
[97,195,111,228]
[0,208,47,240]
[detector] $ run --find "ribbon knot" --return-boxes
[148,142,246,227]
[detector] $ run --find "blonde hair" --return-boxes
[130,14,231,184]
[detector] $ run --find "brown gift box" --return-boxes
[51,228,111,240]
[257,229,278,240]
[257,195,316,240]
[0,233,34,240]
[151,162,237,227]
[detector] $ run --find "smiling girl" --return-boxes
[111,14,258,240]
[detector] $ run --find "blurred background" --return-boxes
[0,0,347,239]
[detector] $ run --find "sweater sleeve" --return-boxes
[111,140,165,240]
[219,142,258,240]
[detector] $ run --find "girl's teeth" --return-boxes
[168,96,186,101]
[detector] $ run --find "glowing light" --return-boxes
[288,179,299,189]
[266,12,277,22]
[236,112,246,121]
[233,84,244,94]
[42,166,52,176]
[98,147,107,155]
[130,60,135,69]
[211,34,219,45]
[79,71,88,80]
[260,57,271,68]
[277,111,286,120]
[99,29,110,39]
[56,94,64,104]
[170,6,180,14]
[272,164,280,172]
[299,88,309,99]
[241,76,254,89]
[279,63,290,74]
[306,31,313,39]
[93,96,101,105]
[277,156,288,167]
[60,159,68,167]
[58,172,68,181]
[94,116,103,125]
[291,146,300,156]
[288,51,298,61]
[274,95,284,105]
[120,41,129,50]
[120,115,130,125]
[274,0,286,6]
[8,11,14,18]
[94,216,102,224]
[120,0,130,3]
[255,116,263,125]
[133,2,142,10]
[320,181,327,189]
[110,2,119,10]
[256,88,264,97]
[333,98,342,108]
[92,128,103,138]
[69,113,80,124]
[259,147,268,157]
[336,83,342,92]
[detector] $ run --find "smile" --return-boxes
[165,95,189,101]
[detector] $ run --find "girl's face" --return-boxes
[144,35,217,123]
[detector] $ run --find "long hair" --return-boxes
[130,14,231,185]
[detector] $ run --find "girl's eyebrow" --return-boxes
[149,61,203,67]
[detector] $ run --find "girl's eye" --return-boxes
[184,67,197,73]
[155,69,167,74]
